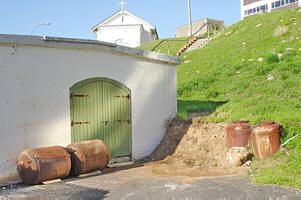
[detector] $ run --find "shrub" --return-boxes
[283,51,297,62]
[256,64,275,75]
[280,72,289,80]
[266,54,280,64]
[278,63,300,74]
[206,90,219,98]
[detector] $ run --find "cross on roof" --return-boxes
[118,0,127,11]
[119,0,127,22]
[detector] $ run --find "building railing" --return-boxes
[151,22,209,54]
[150,39,187,55]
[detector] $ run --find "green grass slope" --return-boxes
[137,37,188,55]
[139,8,301,189]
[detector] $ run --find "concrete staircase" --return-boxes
[176,37,211,56]
[186,38,210,52]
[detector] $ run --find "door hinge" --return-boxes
[71,121,90,127]
[102,120,109,125]
[71,94,90,98]
[114,94,130,99]
[115,119,131,124]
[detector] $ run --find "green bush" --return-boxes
[280,72,290,80]
[266,54,280,64]
[283,51,297,62]
[206,90,219,98]
[256,64,275,75]
[278,63,300,74]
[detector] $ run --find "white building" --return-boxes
[241,0,300,19]
[91,8,159,48]
[176,18,224,38]
[0,34,178,185]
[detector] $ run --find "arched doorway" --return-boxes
[70,78,131,159]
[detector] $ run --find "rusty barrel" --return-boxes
[227,120,251,149]
[252,121,281,160]
[17,146,71,185]
[67,140,110,176]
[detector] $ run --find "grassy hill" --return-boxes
[139,8,301,189]
[137,37,188,55]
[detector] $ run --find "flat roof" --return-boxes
[0,34,180,65]
[177,18,224,29]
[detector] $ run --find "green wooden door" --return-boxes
[70,78,131,159]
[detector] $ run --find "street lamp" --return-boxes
[31,22,51,35]
[187,0,192,36]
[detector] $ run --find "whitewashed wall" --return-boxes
[92,10,158,48]
[0,35,179,185]
[96,25,142,47]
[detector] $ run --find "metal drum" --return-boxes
[226,120,251,149]
[252,121,281,160]
[67,140,110,176]
[17,146,71,185]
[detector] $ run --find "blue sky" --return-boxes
[0,1,241,39]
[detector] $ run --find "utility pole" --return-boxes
[187,0,192,36]
[205,18,209,38]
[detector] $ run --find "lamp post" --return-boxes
[187,0,192,36]
[31,22,51,35]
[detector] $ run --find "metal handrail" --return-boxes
[150,39,187,52]
[150,22,209,53]
[150,39,167,51]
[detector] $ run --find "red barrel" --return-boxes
[252,121,281,160]
[17,146,71,185]
[67,140,110,176]
[227,120,251,149]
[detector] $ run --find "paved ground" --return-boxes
[0,165,300,200]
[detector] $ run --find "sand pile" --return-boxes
[146,119,247,177]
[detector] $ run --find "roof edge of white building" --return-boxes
[0,34,180,65]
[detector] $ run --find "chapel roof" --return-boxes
[91,9,156,32]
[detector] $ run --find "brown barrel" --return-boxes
[252,121,281,160]
[258,120,275,125]
[67,140,110,176]
[17,146,71,185]
[227,120,251,149]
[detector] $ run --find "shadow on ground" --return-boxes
[0,183,109,200]
[142,118,192,162]
[177,100,227,119]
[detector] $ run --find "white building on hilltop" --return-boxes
[91,1,158,48]
[241,0,300,19]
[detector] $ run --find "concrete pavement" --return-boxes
[0,165,300,200]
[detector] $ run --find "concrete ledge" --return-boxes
[108,161,135,168]
[0,34,180,65]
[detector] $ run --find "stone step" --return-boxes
[177,38,211,56]
[185,38,210,52]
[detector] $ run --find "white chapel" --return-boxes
[91,1,159,48]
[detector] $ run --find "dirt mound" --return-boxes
[147,118,192,162]
[146,119,248,177]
